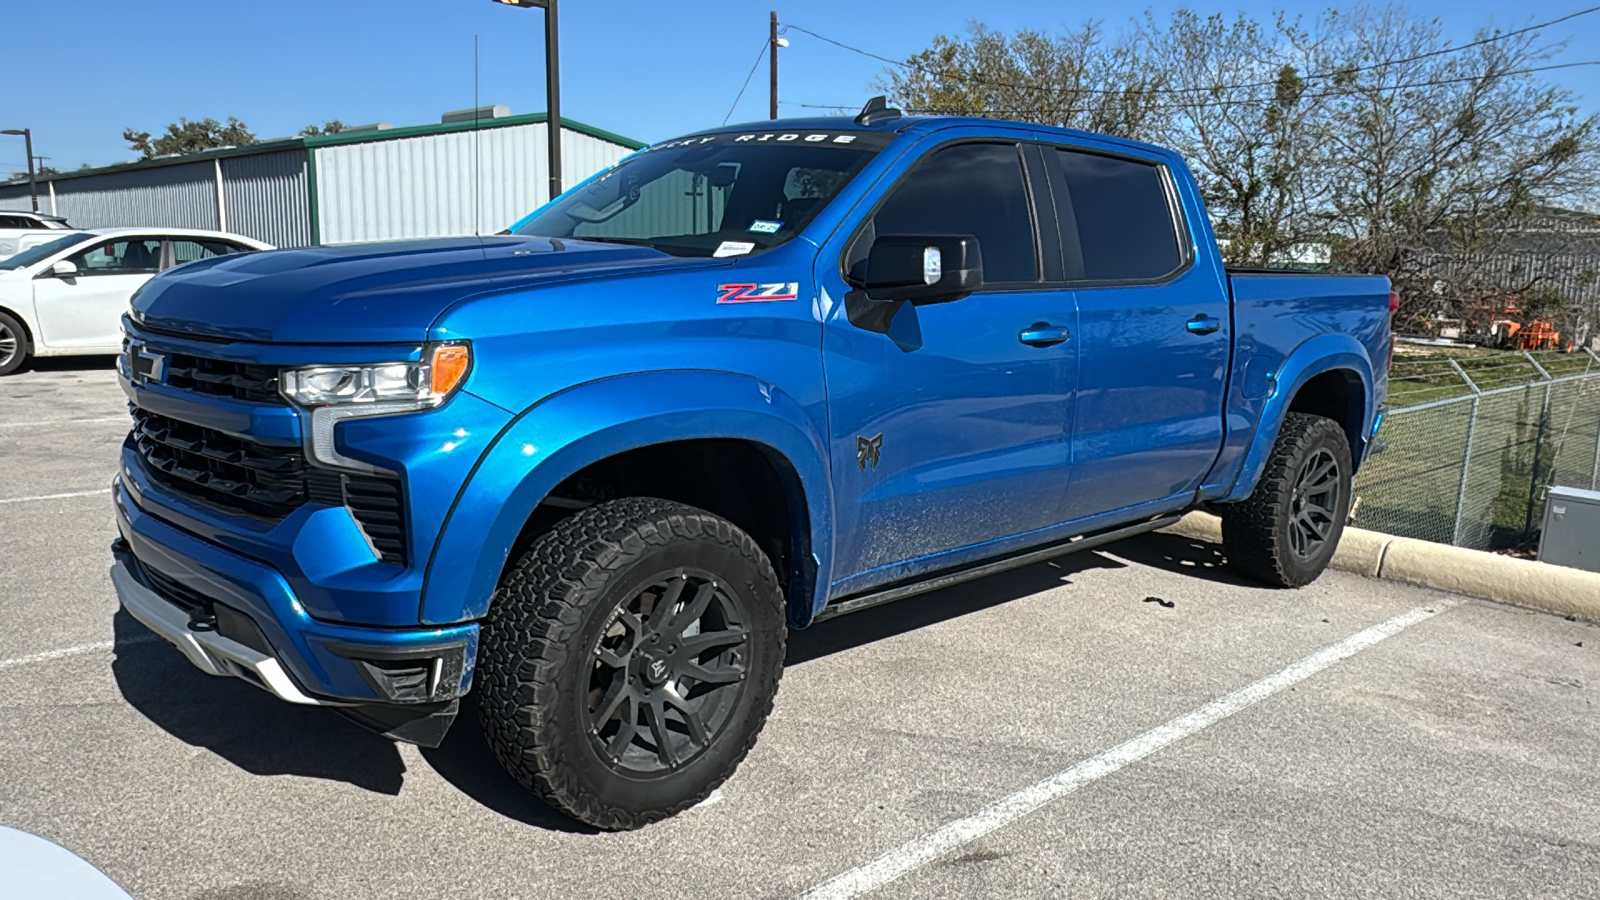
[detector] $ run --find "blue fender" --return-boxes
[420,370,833,626]
[1218,333,1375,504]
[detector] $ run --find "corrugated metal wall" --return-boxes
[314,123,630,244]
[22,162,220,230]
[221,150,312,248]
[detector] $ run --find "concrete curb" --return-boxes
[1163,512,1600,623]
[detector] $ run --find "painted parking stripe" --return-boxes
[800,603,1454,900]
[0,488,112,505]
[0,636,157,672]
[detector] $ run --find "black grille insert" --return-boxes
[129,407,409,565]
[164,354,281,404]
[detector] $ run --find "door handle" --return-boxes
[1186,314,1221,335]
[1018,322,1071,347]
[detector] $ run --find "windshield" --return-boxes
[0,232,91,270]
[514,129,889,258]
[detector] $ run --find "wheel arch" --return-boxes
[422,371,832,628]
[1220,334,1375,504]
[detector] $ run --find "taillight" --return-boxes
[1388,291,1400,314]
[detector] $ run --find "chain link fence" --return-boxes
[1353,349,1600,550]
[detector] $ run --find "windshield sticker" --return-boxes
[718,282,799,304]
[713,241,756,258]
[748,220,783,234]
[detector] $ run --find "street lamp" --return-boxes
[489,0,563,199]
[0,128,37,213]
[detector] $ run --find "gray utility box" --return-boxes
[1539,486,1600,573]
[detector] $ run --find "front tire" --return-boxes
[1220,413,1353,588]
[0,310,30,376]
[477,497,786,830]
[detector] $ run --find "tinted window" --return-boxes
[0,232,90,270]
[1051,150,1182,281]
[0,215,33,229]
[169,238,247,267]
[869,142,1037,284]
[67,238,161,275]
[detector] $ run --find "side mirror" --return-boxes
[50,260,78,278]
[858,234,983,305]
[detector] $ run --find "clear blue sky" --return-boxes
[3,0,1597,173]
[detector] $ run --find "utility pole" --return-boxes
[1,128,37,213]
[489,0,562,198]
[769,11,779,120]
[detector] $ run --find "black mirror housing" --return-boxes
[858,234,983,304]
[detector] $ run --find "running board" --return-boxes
[813,514,1183,623]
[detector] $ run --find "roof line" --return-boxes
[0,114,643,188]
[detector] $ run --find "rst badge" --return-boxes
[717,283,799,304]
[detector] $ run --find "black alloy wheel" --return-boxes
[585,569,750,773]
[1287,448,1340,560]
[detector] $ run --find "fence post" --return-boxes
[1453,396,1480,547]
[1592,405,1600,492]
[1524,383,1553,539]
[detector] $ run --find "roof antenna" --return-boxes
[855,95,902,125]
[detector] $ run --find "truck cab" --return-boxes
[111,104,1391,830]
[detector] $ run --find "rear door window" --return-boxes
[1049,149,1183,282]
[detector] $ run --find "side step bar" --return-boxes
[813,514,1183,623]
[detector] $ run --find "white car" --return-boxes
[0,227,273,375]
[0,210,75,261]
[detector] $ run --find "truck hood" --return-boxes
[131,235,698,344]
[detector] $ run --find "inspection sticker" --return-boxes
[748,219,783,234]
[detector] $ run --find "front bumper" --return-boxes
[112,476,478,743]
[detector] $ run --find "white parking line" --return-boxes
[799,603,1453,900]
[0,416,127,428]
[0,488,113,505]
[0,635,158,672]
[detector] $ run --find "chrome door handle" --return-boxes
[1018,322,1071,347]
[1186,314,1221,335]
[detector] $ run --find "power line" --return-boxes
[782,6,1600,98]
[724,39,771,125]
[785,60,1600,115]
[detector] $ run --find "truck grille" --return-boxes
[164,354,281,404]
[129,407,409,565]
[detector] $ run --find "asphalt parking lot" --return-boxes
[3,360,1599,900]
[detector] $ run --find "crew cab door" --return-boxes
[819,137,1078,592]
[32,236,161,349]
[1038,141,1230,518]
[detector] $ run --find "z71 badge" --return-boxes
[717,283,799,304]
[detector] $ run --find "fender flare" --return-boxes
[420,370,833,626]
[1219,334,1375,504]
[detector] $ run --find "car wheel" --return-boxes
[0,310,29,376]
[477,497,786,830]
[1220,412,1353,588]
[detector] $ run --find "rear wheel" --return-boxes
[0,310,29,376]
[1220,413,1352,588]
[477,497,786,830]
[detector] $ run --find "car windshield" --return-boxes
[0,232,91,270]
[513,129,889,258]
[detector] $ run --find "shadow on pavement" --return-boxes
[21,355,118,374]
[1101,531,1262,588]
[787,551,1125,666]
[110,609,408,795]
[417,693,598,834]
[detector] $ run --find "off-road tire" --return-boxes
[477,497,786,830]
[0,309,29,376]
[1220,413,1353,588]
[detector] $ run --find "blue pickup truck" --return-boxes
[110,101,1392,829]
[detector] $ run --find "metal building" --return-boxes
[0,112,642,248]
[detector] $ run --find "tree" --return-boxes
[300,120,347,137]
[123,117,256,159]
[8,164,60,181]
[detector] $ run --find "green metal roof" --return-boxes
[0,113,643,188]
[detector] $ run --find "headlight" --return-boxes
[280,344,471,410]
[281,343,471,475]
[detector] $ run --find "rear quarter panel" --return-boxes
[1203,272,1391,502]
